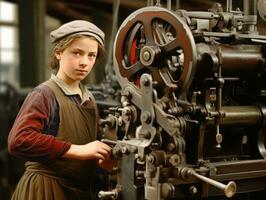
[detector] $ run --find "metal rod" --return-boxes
[147,0,153,6]
[176,0,179,10]
[226,0,232,12]
[167,0,171,10]
[215,48,223,148]
[187,169,237,198]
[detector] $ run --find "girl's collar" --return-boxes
[51,74,92,103]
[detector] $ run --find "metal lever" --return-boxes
[180,168,237,198]
[98,188,121,199]
[98,189,119,199]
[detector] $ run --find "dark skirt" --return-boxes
[11,170,96,200]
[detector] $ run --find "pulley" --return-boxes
[113,6,197,97]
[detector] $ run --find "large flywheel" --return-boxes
[113,6,197,97]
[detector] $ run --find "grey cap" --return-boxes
[50,20,105,46]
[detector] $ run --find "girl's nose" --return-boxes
[79,56,89,66]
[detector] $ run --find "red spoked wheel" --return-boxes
[113,6,197,97]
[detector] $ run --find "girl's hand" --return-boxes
[63,140,112,160]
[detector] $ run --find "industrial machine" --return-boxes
[98,0,266,199]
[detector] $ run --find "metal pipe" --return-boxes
[206,106,262,126]
[219,106,262,125]
[244,0,257,15]
[185,11,220,19]
[196,44,264,76]
[243,0,257,33]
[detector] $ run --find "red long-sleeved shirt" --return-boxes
[8,83,72,163]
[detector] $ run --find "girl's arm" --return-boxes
[8,85,71,163]
[62,140,111,161]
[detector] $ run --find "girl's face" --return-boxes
[56,37,98,85]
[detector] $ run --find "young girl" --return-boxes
[8,20,112,200]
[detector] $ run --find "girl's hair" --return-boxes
[48,34,105,74]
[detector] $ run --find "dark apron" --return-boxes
[11,79,98,200]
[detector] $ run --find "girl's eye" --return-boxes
[72,52,80,56]
[88,53,97,58]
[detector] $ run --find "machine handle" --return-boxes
[181,168,237,198]
[98,190,119,200]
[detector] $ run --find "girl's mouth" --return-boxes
[76,69,88,73]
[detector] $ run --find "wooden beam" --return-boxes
[66,3,113,21]
[46,0,91,21]
[57,0,146,9]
